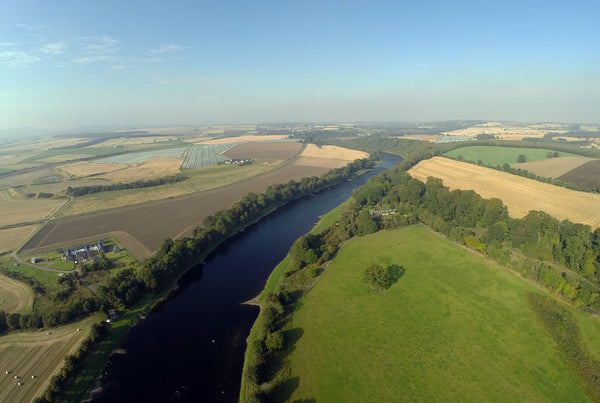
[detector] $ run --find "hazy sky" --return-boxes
[1,1,599,131]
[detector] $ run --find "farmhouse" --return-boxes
[62,240,105,262]
[370,209,396,216]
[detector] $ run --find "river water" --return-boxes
[93,154,402,402]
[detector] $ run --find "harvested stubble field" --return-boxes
[512,156,592,178]
[0,315,99,403]
[0,190,66,227]
[23,158,349,260]
[97,158,183,182]
[0,225,40,254]
[223,142,303,160]
[408,157,600,228]
[300,144,368,161]
[192,134,289,145]
[58,161,128,178]
[92,136,178,147]
[0,274,33,314]
[442,122,568,141]
[558,160,600,189]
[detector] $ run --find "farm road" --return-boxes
[21,161,332,261]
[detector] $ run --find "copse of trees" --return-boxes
[66,174,188,196]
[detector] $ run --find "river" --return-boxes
[93,153,402,402]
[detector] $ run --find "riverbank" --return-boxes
[54,157,381,402]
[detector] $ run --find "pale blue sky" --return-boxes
[1,0,598,131]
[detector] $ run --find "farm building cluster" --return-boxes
[224,158,252,165]
[60,241,108,263]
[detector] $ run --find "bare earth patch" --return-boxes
[408,157,600,228]
[191,135,289,145]
[0,315,99,403]
[512,156,593,178]
[0,225,40,254]
[223,142,302,160]
[0,274,34,314]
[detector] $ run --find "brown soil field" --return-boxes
[223,142,302,160]
[97,157,183,182]
[192,135,288,145]
[300,144,368,161]
[0,191,66,227]
[512,156,592,178]
[558,160,600,189]
[22,159,340,261]
[59,161,128,178]
[0,314,99,403]
[408,157,600,228]
[0,225,40,254]
[0,274,34,314]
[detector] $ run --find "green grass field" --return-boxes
[445,146,577,166]
[286,226,593,402]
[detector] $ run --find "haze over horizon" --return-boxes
[2,0,599,132]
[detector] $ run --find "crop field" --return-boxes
[58,161,128,178]
[444,146,577,166]
[0,190,66,227]
[23,159,339,260]
[300,144,368,161]
[37,154,92,164]
[190,134,287,144]
[287,226,594,401]
[0,314,100,403]
[58,161,280,217]
[95,147,187,164]
[92,136,178,147]
[0,225,40,254]
[442,122,568,140]
[97,157,183,182]
[512,156,593,178]
[180,144,235,168]
[408,157,600,227]
[222,142,303,160]
[558,160,600,189]
[0,138,89,154]
[0,274,34,314]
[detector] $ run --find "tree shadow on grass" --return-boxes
[264,377,300,403]
[387,264,405,287]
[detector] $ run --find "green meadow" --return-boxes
[445,145,577,166]
[286,226,595,402]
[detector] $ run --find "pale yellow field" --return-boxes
[59,161,128,178]
[0,225,40,254]
[190,135,289,145]
[300,144,368,161]
[0,274,34,314]
[0,154,36,167]
[512,156,592,178]
[0,191,66,227]
[408,157,600,228]
[442,122,568,141]
[399,134,442,142]
[96,157,183,182]
[92,136,178,147]
[0,314,100,403]
[1,138,88,154]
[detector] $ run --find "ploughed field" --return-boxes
[0,315,99,403]
[287,226,598,401]
[21,159,346,260]
[558,159,600,189]
[408,157,600,228]
[223,142,302,160]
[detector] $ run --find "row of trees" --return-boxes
[66,173,187,196]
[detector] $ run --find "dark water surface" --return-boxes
[94,154,402,402]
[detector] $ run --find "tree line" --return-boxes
[66,173,188,196]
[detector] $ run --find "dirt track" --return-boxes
[22,160,334,261]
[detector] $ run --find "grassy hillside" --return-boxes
[286,226,594,402]
[444,145,577,166]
